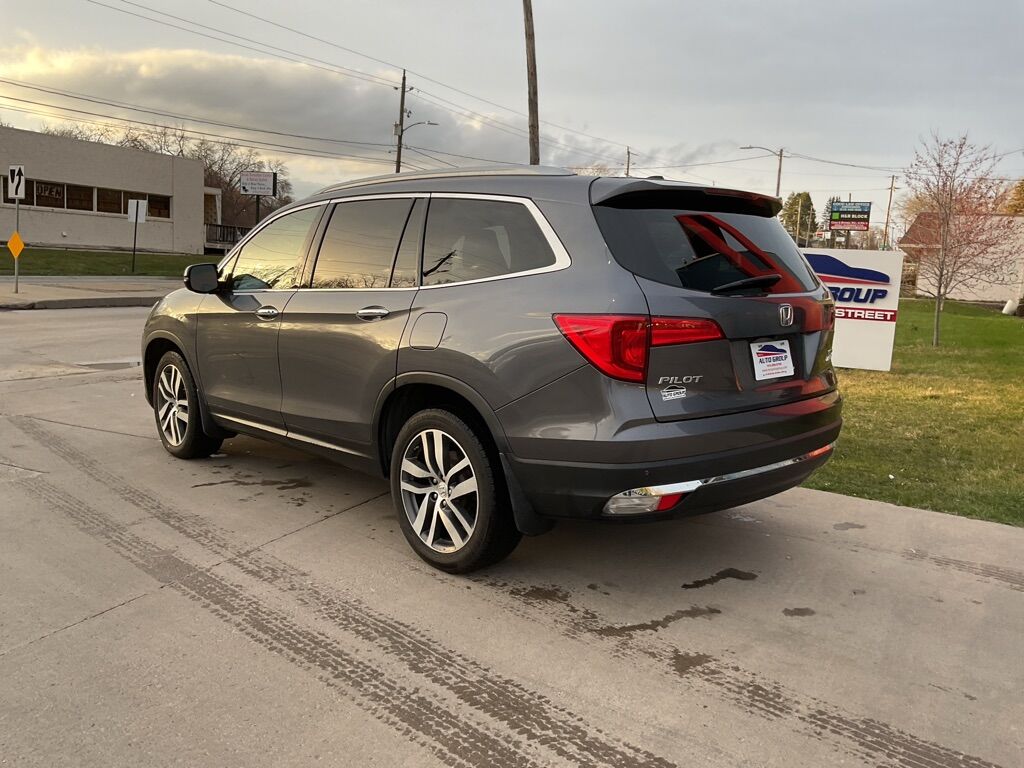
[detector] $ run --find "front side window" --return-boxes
[421,198,556,286]
[229,205,322,291]
[310,199,413,289]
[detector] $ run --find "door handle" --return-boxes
[255,306,280,320]
[356,306,390,321]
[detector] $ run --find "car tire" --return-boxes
[390,408,521,573]
[152,351,223,459]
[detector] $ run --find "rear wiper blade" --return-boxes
[710,273,783,294]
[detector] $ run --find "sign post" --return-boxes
[239,171,277,225]
[8,165,26,294]
[127,199,147,273]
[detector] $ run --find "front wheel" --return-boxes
[390,409,521,573]
[152,351,223,459]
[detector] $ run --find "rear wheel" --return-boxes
[390,409,520,573]
[153,351,223,459]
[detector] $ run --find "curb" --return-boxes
[0,295,164,311]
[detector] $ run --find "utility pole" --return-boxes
[882,174,897,249]
[625,146,631,177]
[394,69,409,173]
[522,0,540,165]
[774,149,783,197]
[740,146,783,197]
[795,197,803,246]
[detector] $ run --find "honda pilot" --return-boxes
[142,167,842,572]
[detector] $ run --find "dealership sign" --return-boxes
[802,248,904,371]
[828,201,871,231]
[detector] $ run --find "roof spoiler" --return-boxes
[590,178,783,217]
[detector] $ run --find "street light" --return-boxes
[394,120,438,173]
[740,145,784,198]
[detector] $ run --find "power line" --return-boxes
[88,0,631,167]
[0,95,398,165]
[207,0,632,150]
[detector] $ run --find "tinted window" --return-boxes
[67,185,93,211]
[149,194,171,219]
[311,199,413,289]
[421,198,555,286]
[391,198,425,288]
[594,197,817,295]
[97,188,121,213]
[229,206,322,291]
[36,181,65,208]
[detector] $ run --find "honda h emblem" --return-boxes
[779,304,794,327]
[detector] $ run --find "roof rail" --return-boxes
[316,164,575,195]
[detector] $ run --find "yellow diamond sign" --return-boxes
[7,231,24,259]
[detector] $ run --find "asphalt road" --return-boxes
[1,307,1021,768]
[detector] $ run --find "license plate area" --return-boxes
[750,339,795,381]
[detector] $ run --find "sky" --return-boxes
[2,0,1022,233]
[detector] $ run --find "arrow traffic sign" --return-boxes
[7,165,25,200]
[7,231,24,259]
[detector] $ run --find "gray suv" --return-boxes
[143,167,841,572]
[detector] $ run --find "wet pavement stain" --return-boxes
[672,650,714,677]
[833,522,867,531]
[595,606,721,638]
[782,607,816,617]
[681,568,758,590]
[587,583,611,596]
[191,477,313,491]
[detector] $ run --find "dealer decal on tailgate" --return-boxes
[750,340,795,381]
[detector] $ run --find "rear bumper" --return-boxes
[502,391,842,520]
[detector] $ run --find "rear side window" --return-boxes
[594,198,817,294]
[229,205,322,291]
[421,198,555,286]
[312,199,414,289]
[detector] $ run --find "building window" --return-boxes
[124,191,146,215]
[97,188,122,213]
[67,184,94,211]
[35,181,66,208]
[3,177,36,206]
[148,194,170,219]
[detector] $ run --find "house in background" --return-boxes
[899,212,1024,304]
[0,125,222,255]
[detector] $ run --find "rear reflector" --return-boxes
[553,314,722,384]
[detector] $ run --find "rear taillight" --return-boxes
[553,314,723,383]
[650,317,724,346]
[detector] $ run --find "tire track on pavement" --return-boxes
[12,415,678,768]
[472,578,1005,768]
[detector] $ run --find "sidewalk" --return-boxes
[0,276,180,310]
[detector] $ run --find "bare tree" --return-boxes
[903,133,1014,346]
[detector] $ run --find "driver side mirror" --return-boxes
[183,263,221,294]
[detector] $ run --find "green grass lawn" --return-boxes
[0,248,202,276]
[804,299,1024,526]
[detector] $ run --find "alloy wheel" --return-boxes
[399,428,479,553]
[155,364,189,446]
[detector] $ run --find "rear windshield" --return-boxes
[593,197,818,295]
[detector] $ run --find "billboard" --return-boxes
[829,201,871,231]
[802,248,904,371]
[239,171,278,197]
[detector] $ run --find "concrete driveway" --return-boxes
[1,308,1021,768]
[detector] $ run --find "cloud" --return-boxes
[0,46,728,196]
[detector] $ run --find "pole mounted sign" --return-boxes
[8,165,26,200]
[239,171,277,196]
[802,248,904,371]
[829,201,871,231]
